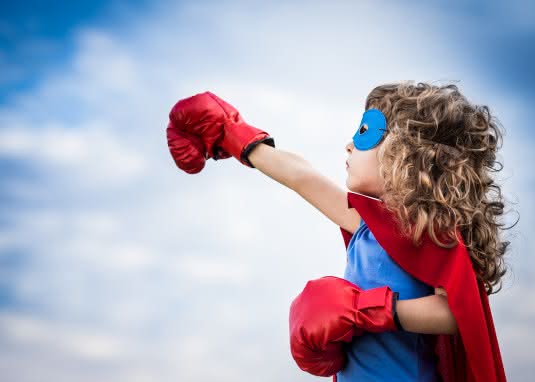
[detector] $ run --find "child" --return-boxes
[166,81,509,382]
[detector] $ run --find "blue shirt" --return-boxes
[336,218,440,382]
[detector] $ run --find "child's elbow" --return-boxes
[438,295,458,335]
[443,319,458,335]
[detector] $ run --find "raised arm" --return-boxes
[166,91,360,234]
[248,143,361,234]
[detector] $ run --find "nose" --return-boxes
[345,141,354,154]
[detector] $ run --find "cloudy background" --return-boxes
[0,0,533,381]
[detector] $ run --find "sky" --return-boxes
[0,0,534,381]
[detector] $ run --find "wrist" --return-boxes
[392,292,404,331]
[218,120,275,167]
[242,135,275,167]
[354,286,400,332]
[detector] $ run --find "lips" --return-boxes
[346,161,349,169]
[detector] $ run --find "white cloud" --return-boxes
[0,122,148,188]
[0,313,131,361]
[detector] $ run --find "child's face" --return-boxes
[345,139,386,199]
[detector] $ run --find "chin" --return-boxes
[346,179,375,196]
[345,178,360,193]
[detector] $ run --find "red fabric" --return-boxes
[335,191,506,382]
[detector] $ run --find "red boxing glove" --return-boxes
[166,91,275,173]
[289,276,401,377]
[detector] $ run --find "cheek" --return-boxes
[346,152,378,187]
[346,167,357,181]
[349,152,372,175]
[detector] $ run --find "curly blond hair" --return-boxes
[366,81,517,294]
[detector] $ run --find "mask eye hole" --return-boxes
[358,124,368,135]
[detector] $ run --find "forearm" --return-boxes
[396,294,458,335]
[248,142,312,190]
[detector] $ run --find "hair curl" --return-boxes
[366,81,517,294]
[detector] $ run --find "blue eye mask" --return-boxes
[352,108,388,150]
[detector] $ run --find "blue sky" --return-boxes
[0,1,534,381]
[0,0,152,103]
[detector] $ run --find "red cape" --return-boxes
[337,192,506,382]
